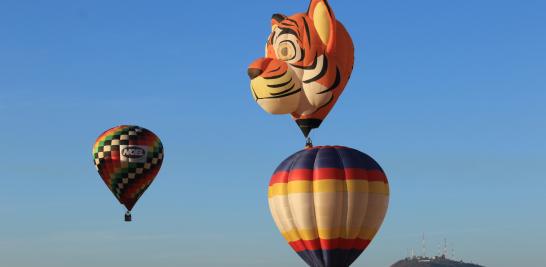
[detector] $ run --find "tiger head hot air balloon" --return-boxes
[248,0,355,137]
[92,125,164,221]
[268,146,389,267]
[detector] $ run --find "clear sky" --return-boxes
[0,0,544,266]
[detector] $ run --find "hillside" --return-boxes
[391,256,485,267]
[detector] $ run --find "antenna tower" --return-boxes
[421,233,426,258]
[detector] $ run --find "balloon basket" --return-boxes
[124,211,132,222]
[305,137,313,148]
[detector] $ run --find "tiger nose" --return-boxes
[247,68,263,79]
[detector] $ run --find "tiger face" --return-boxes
[248,0,354,136]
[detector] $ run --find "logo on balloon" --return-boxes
[120,145,148,162]
[122,147,145,158]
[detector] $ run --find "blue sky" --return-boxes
[0,0,545,266]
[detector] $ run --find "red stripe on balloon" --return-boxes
[270,168,387,185]
[288,238,371,252]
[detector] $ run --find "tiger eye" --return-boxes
[281,47,289,56]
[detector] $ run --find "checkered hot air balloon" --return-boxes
[268,146,389,267]
[92,125,164,221]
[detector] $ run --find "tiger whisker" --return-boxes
[256,88,302,100]
[269,84,295,96]
[268,78,292,88]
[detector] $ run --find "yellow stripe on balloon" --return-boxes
[268,180,389,198]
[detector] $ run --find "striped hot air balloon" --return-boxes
[92,125,164,221]
[268,146,389,267]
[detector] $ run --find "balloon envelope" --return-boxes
[92,125,164,216]
[248,0,354,137]
[268,146,389,267]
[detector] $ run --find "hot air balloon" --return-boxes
[248,0,354,137]
[268,146,389,267]
[92,125,164,221]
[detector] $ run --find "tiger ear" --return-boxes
[271,13,286,31]
[272,13,286,24]
[307,0,336,51]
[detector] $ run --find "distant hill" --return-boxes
[391,256,485,267]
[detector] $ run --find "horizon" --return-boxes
[1,0,545,266]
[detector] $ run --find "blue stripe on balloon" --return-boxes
[273,151,302,173]
[274,146,383,173]
[338,147,385,172]
[296,249,364,267]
